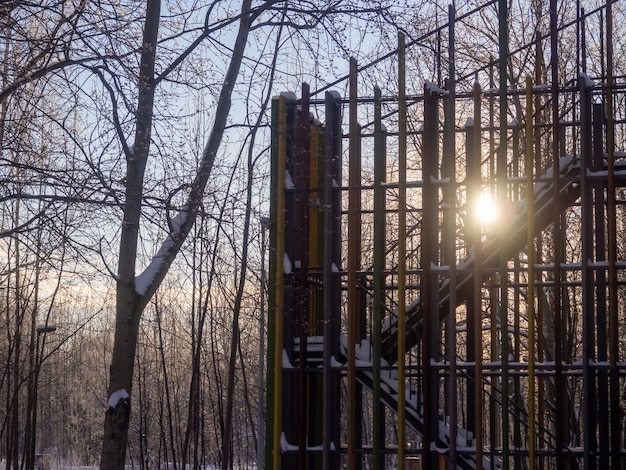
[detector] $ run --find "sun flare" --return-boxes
[475,193,499,225]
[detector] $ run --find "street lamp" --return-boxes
[29,324,56,470]
[36,325,56,335]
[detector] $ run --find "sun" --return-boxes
[475,192,499,225]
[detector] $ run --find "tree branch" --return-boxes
[135,0,261,306]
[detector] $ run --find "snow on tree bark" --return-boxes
[100,0,258,468]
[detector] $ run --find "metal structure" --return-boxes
[265,2,626,469]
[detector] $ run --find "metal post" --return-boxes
[397,32,407,470]
[265,97,278,470]
[322,90,342,470]
[525,76,537,470]
[579,73,597,470]
[372,86,386,470]
[422,81,440,470]
[308,114,323,467]
[271,95,288,470]
[605,2,620,468]
[347,57,359,470]
[550,0,567,465]
[593,101,609,469]
[497,2,509,466]
[533,33,546,469]
[330,90,343,469]
[295,84,310,469]
[471,79,484,470]
[488,59,498,464]
[512,117,522,470]
[442,6,458,467]
[322,91,333,470]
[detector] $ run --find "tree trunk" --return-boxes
[100,0,257,467]
[101,288,142,469]
[100,0,161,466]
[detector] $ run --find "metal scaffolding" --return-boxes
[265,2,626,469]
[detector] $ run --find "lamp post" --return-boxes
[29,324,56,470]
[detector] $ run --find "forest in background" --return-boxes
[1,1,625,468]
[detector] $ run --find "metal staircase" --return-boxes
[288,154,626,468]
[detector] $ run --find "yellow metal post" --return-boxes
[272,95,287,470]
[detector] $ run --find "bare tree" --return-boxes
[100,1,408,466]
[1,1,414,467]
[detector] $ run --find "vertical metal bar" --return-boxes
[579,73,597,470]
[271,95,287,470]
[605,3,619,468]
[497,2,509,466]
[576,0,581,75]
[525,76,536,470]
[549,1,566,466]
[282,96,297,466]
[308,117,323,465]
[372,86,386,470]
[323,90,342,470]
[397,33,407,470]
[442,6,457,467]
[322,91,334,470]
[309,118,321,334]
[465,116,476,444]
[330,90,343,470]
[511,118,521,470]
[264,96,278,470]
[355,129,364,470]
[533,33,546,470]
[465,80,483,468]
[295,84,311,469]
[347,57,359,470]
[488,59,498,462]
[600,9,605,79]
[593,101,609,469]
[471,79,483,470]
[422,81,439,470]
[581,8,587,74]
